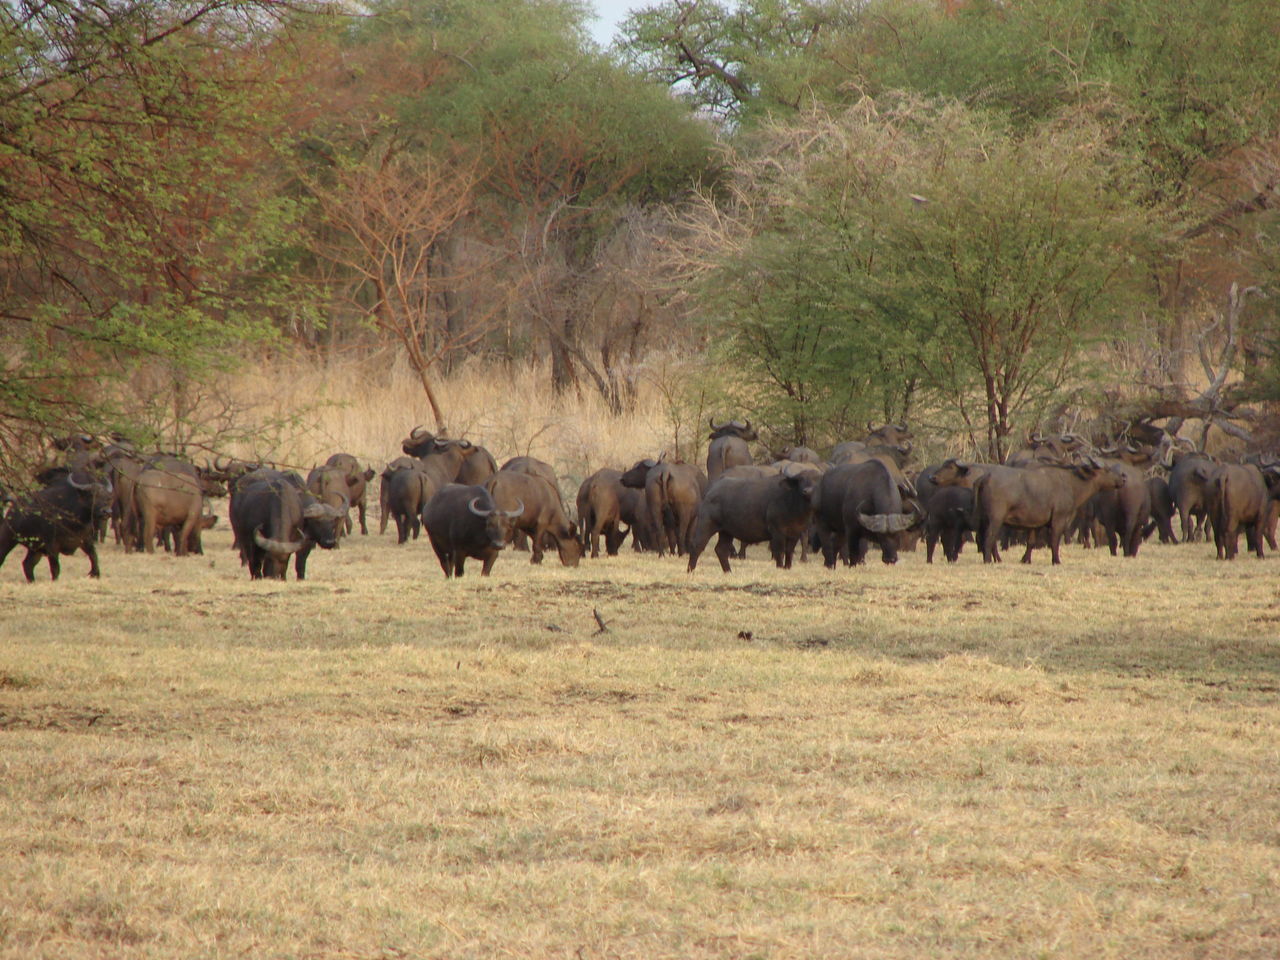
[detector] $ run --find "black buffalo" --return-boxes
[687,466,818,573]
[0,471,113,581]
[230,477,344,579]
[422,484,523,578]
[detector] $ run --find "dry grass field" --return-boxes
[2,519,1279,959]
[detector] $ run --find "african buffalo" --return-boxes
[485,471,581,566]
[1197,462,1279,560]
[812,460,916,566]
[1092,448,1154,558]
[402,431,498,485]
[773,445,824,466]
[306,465,354,543]
[384,466,441,544]
[923,484,974,563]
[706,419,757,485]
[576,468,652,558]
[320,453,376,535]
[230,477,344,580]
[620,458,708,556]
[687,466,818,573]
[132,461,205,557]
[0,471,113,581]
[422,484,523,578]
[1005,432,1092,467]
[1144,476,1178,544]
[1170,450,1217,543]
[946,457,1125,564]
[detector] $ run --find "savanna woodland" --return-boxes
[4,1,1280,958]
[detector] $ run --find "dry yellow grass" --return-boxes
[2,523,1279,959]
[222,352,707,488]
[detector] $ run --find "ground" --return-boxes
[1,527,1278,958]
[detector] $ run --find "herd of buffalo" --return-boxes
[2,418,1279,583]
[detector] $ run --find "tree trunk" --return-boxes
[432,233,468,373]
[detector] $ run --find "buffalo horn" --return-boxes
[894,422,909,433]
[897,440,913,454]
[866,421,876,433]
[458,439,472,449]
[468,497,494,517]
[710,418,726,431]
[409,424,430,439]
[857,508,916,534]
[214,455,230,473]
[253,528,304,556]
[1030,432,1045,445]
[504,499,525,519]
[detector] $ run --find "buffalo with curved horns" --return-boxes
[422,484,524,578]
[0,471,113,581]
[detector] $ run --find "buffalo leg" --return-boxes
[1048,525,1064,565]
[455,556,468,577]
[713,532,735,573]
[21,548,42,582]
[82,541,101,578]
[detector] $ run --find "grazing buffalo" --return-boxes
[706,419,756,485]
[321,453,376,535]
[485,471,582,566]
[422,484,523,578]
[0,471,114,581]
[306,465,354,543]
[947,457,1125,564]
[230,477,344,580]
[687,466,818,573]
[812,460,917,566]
[620,459,708,556]
[576,468,652,558]
[500,456,562,499]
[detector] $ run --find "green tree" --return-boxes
[684,101,1155,459]
[0,1,313,470]
[297,0,719,402]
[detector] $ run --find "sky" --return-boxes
[587,0,641,49]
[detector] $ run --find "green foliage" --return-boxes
[619,0,868,122]
[694,101,1155,457]
[0,1,309,462]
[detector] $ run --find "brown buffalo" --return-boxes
[706,419,757,485]
[576,468,652,558]
[941,457,1126,564]
[321,453,376,535]
[620,458,708,556]
[485,471,581,566]
[132,460,205,557]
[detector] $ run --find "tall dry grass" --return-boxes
[222,351,714,486]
